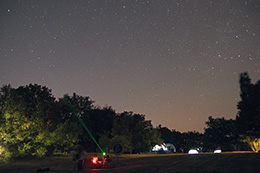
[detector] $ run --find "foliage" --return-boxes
[36,147,48,158]
[99,132,113,153]
[182,131,203,152]
[145,128,163,150]
[235,72,260,151]
[81,106,116,151]
[243,136,260,153]
[0,84,57,160]
[57,93,94,121]
[5,76,260,160]
[0,84,164,160]
[111,112,162,153]
[55,93,96,154]
[236,72,260,138]
[52,120,81,154]
[203,116,238,151]
[158,125,203,153]
[111,135,132,153]
[158,125,184,152]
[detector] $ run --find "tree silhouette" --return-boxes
[236,72,260,152]
[158,125,184,152]
[236,72,260,138]
[111,112,162,153]
[203,116,238,151]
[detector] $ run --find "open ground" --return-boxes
[0,151,259,172]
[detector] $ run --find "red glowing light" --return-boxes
[92,156,98,164]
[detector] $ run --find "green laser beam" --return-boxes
[65,97,104,154]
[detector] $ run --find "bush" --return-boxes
[0,147,17,161]
[243,137,260,153]
[36,147,48,158]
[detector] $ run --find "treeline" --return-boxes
[159,72,260,153]
[158,117,244,153]
[0,72,259,160]
[0,84,163,160]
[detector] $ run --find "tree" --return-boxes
[182,131,203,152]
[236,72,260,152]
[203,116,238,151]
[0,83,163,158]
[87,106,116,136]
[158,125,184,152]
[52,120,82,154]
[111,112,162,153]
[57,93,94,121]
[99,132,113,153]
[236,72,260,137]
[55,95,115,153]
[0,84,57,160]
[81,106,116,151]
[111,135,132,153]
[54,94,95,152]
[158,125,172,143]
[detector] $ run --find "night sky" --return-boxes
[1,0,260,132]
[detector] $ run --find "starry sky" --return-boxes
[1,0,260,132]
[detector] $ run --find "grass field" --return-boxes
[0,151,259,172]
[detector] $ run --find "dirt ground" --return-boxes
[0,151,259,172]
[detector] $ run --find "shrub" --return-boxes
[36,147,48,158]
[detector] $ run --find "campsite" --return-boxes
[0,151,259,172]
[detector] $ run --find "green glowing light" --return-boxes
[103,152,106,156]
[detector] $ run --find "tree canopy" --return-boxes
[236,72,260,152]
[1,72,260,160]
[0,84,57,159]
[0,84,163,160]
[203,116,238,151]
[236,72,260,138]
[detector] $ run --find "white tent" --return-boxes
[165,143,176,153]
[152,143,168,151]
[152,143,176,152]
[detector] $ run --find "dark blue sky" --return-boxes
[1,0,260,132]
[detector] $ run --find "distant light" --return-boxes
[214,149,222,154]
[188,149,199,155]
